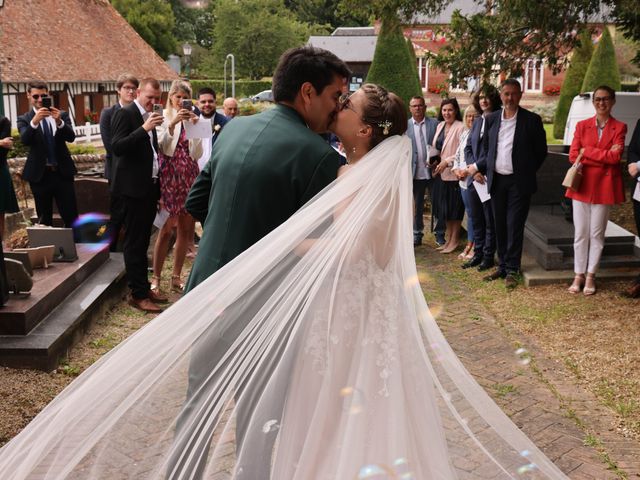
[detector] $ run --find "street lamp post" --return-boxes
[224,54,235,99]
[182,42,192,80]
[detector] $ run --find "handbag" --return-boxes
[562,153,583,191]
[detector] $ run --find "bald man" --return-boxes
[222,97,238,118]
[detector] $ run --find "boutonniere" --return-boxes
[213,124,221,133]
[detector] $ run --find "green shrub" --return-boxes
[530,102,558,124]
[621,81,639,92]
[366,15,422,112]
[553,30,593,139]
[8,129,28,159]
[581,28,621,93]
[189,79,272,100]
[68,144,98,155]
[237,101,275,116]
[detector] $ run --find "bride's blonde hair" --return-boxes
[360,83,407,148]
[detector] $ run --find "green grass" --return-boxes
[544,123,563,145]
[493,383,517,398]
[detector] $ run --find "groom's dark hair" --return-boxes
[272,46,350,103]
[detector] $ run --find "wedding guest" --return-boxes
[0,115,18,246]
[223,97,239,118]
[451,104,479,260]
[432,98,465,253]
[406,95,439,247]
[624,119,640,298]
[152,80,203,295]
[468,79,547,289]
[462,85,502,270]
[566,85,626,295]
[100,73,138,251]
[17,81,78,227]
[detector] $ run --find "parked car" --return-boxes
[563,92,640,146]
[251,90,273,103]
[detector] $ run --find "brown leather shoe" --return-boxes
[148,288,169,303]
[129,296,162,313]
[624,282,640,298]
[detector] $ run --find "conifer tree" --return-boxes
[581,27,621,93]
[553,30,593,139]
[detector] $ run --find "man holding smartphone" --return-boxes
[110,77,166,312]
[17,81,78,227]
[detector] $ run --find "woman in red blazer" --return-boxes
[566,85,627,295]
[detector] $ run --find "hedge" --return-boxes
[581,27,621,93]
[189,79,272,100]
[553,30,593,139]
[366,16,422,112]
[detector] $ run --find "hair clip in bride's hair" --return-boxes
[378,120,392,136]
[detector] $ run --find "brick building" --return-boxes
[309,1,611,108]
[0,0,179,129]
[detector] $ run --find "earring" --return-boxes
[352,146,356,154]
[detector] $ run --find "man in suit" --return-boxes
[223,97,239,118]
[467,79,547,289]
[186,46,349,289]
[110,77,166,312]
[195,87,228,171]
[169,46,349,479]
[625,119,640,297]
[406,95,440,246]
[99,73,138,251]
[17,81,78,227]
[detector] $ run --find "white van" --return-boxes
[563,91,640,146]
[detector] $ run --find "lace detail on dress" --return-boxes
[303,252,400,397]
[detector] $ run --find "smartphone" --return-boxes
[152,104,163,115]
[181,99,193,110]
[41,96,53,109]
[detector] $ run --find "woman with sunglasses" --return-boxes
[566,85,627,295]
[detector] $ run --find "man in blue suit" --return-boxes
[17,81,78,227]
[406,96,440,246]
[468,79,547,289]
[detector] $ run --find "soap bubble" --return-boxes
[339,386,366,415]
[404,275,420,289]
[358,464,391,479]
[515,347,531,365]
[73,213,111,251]
[517,463,538,475]
[261,419,280,433]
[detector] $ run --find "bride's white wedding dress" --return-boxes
[0,136,567,479]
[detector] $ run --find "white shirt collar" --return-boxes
[133,99,147,117]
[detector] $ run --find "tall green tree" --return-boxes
[607,0,640,65]
[169,0,214,48]
[581,27,621,92]
[203,0,311,80]
[112,0,177,59]
[430,1,604,89]
[285,0,369,32]
[366,16,422,111]
[553,30,593,138]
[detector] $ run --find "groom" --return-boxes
[185,46,349,290]
[168,46,349,478]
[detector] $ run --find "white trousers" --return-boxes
[572,199,610,275]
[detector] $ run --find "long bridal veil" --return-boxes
[0,135,566,479]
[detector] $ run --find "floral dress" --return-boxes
[158,127,199,216]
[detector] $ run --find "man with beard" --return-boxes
[185,46,349,289]
[195,87,228,170]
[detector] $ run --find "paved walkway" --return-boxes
[415,242,640,479]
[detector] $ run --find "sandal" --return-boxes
[568,274,584,294]
[151,275,162,293]
[171,275,185,293]
[583,274,596,296]
[458,243,473,259]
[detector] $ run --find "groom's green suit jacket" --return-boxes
[185,104,341,291]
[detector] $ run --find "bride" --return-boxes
[0,85,567,479]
